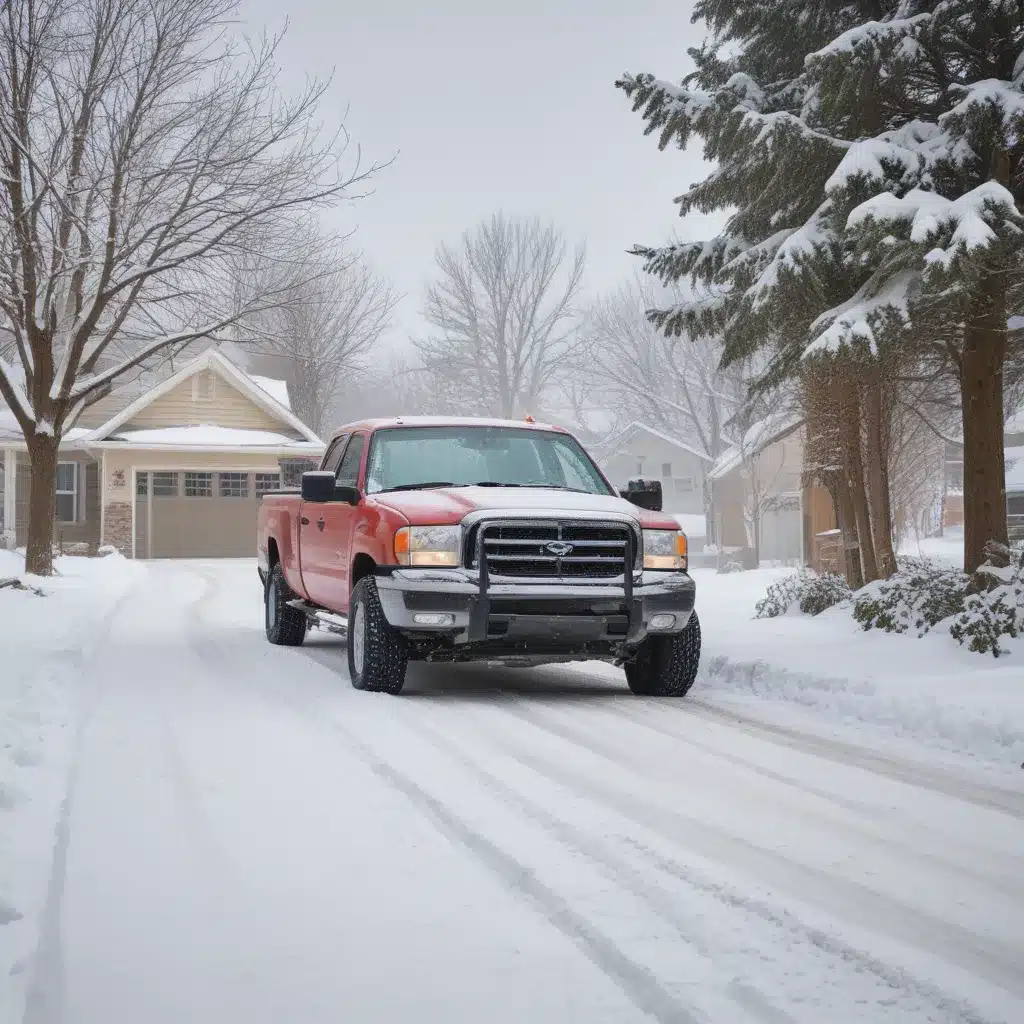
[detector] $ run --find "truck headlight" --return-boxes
[394,525,461,567]
[643,529,687,570]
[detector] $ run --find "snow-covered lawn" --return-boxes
[2,557,1022,1023]
[0,550,145,1023]
[694,566,1024,777]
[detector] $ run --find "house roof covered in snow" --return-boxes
[1,347,315,452]
[708,411,804,482]
[592,421,712,464]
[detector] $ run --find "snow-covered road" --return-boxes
[23,560,1024,1024]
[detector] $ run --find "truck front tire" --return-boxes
[625,611,701,697]
[348,577,408,695]
[265,563,307,647]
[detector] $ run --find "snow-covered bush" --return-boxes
[949,552,1024,658]
[718,560,744,575]
[852,558,968,636]
[755,570,850,619]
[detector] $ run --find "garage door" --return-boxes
[134,470,281,558]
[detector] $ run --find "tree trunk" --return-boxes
[833,475,864,590]
[960,272,1008,574]
[839,372,878,582]
[25,433,59,576]
[864,379,897,578]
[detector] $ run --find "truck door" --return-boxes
[297,434,347,600]
[302,432,366,613]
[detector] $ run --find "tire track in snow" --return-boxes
[481,694,1024,899]
[389,709,802,1024]
[184,590,706,1024]
[441,697,1024,1008]
[21,573,154,1024]
[391,700,1002,1024]
[315,723,707,1024]
[682,699,1024,819]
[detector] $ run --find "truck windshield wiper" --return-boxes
[472,482,591,492]
[377,481,454,493]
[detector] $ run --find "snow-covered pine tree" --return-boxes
[618,1,1024,575]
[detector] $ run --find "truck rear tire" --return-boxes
[624,611,701,697]
[265,563,307,647]
[348,577,408,695]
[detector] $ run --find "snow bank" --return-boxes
[0,551,144,1023]
[690,568,1024,777]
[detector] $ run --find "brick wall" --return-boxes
[103,501,133,556]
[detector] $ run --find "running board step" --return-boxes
[287,599,348,637]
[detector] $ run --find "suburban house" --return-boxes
[1006,408,1024,542]
[941,407,1024,541]
[0,347,325,558]
[708,412,837,567]
[591,422,713,538]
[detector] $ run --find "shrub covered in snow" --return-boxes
[852,558,969,636]
[949,552,1024,658]
[755,570,851,619]
[717,560,745,574]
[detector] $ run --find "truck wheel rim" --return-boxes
[268,578,277,623]
[352,602,366,675]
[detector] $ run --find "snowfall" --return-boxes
[1,541,1022,1024]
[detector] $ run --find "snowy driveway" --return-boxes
[24,560,1024,1024]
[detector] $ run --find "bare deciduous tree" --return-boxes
[578,278,743,460]
[0,0,381,573]
[414,213,585,419]
[241,222,399,436]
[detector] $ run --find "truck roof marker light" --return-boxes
[524,413,535,423]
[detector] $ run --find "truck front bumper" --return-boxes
[373,566,696,652]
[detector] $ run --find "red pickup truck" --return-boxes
[257,417,699,696]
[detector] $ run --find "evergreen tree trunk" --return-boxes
[839,371,878,582]
[960,272,1008,575]
[864,379,897,578]
[835,475,864,590]
[25,434,59,577]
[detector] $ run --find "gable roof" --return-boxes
[593,421,713,464]
[708,411,804,482]
[89,349,320,445]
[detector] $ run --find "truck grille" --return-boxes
[468,520,636,579]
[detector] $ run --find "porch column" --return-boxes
[2,448,15,548]
[99,452,134,557]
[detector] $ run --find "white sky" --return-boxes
[239,0,720,352]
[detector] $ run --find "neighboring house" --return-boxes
[591,422,712,525]
[1006,408,1024,542]
[1,348,324,558]
[942,408,1024,539]
[708,413,831,566]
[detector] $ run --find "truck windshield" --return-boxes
[365,426,614,496]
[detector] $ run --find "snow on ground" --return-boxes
[3,557,1023,1023]
[0,550,144,1023]
[900,525,966,567]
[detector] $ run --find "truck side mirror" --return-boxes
[620,478,663,512]
[301,471,336,502]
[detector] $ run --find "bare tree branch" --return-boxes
[413,213,585,418]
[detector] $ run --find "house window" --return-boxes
[192,372,216,403]
[219,472,249,498]
[152,472,178,497]
[136,473,148,497]
[661,462,672,478]
[184,472,213,497]
[56,462,77,523]
[674,477,695,495]
[255,473,281,496]
[280,458,319,487]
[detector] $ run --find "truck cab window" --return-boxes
[336,434,366,488]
